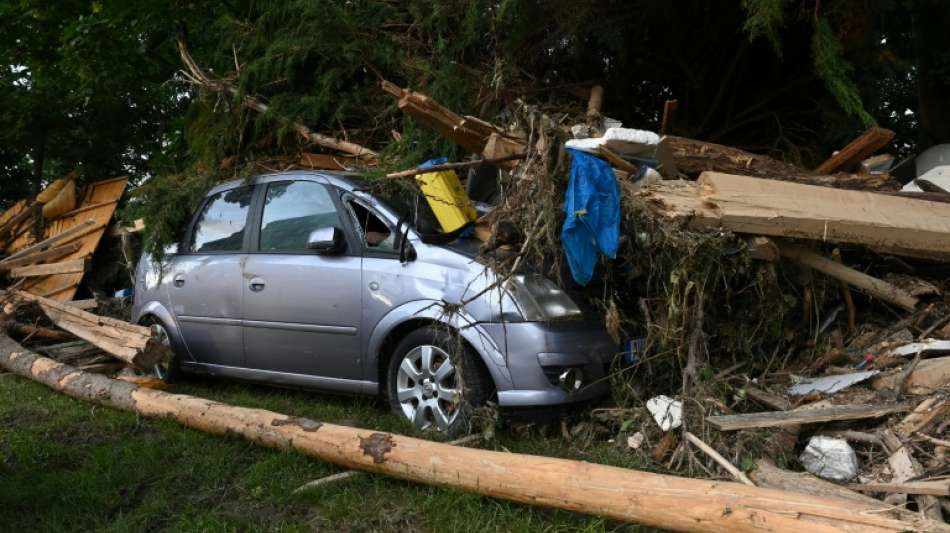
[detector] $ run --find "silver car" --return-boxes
[133,171,616,434]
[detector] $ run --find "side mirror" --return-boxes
[307,226,344,254]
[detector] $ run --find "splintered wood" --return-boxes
[638,172,950,260]
[10,290,169,369]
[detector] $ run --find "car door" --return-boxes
[242,179,363,381]
[168,184,255,367]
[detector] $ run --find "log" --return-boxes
[638,173,950,260]
[9,258,88,278]
[706,402,911,431]
[777,244,918,311]
[750,459,896,509]
[849,481,949,497]
[815,127,895,175]
[11,290,168,369]
[3,321,74,341]
[0,242,82,272]
[0,336,937,533]
[664,136,900,191]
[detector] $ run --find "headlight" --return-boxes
[505,275,582,320]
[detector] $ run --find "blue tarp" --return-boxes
[561,148,620,285]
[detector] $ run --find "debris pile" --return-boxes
[373,81,949,522]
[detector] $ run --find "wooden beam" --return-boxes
[0,241,81,271]
[0,336,936,533]
[660,99,678,135]
[638,173,950,259]
[2,219,98,263]
[11,290,168,369]
[706,402,912,431]
[597,146,638,174]
[815,127,895,175]
[10,259,87,278]
[777,243,918,311]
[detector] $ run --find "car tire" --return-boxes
[386,326,490,437]
[139,316,181,383]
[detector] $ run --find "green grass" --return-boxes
[0,373,655,532]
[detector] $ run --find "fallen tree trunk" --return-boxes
[664,136,899,191]
[0,335,939,533]
[9,290,168,369]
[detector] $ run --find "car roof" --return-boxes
[206,170,362,197]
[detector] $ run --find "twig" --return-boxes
[384,154,526,180]
[894,352,921,397]
[918,434,950,448]
[683,431,754,486]
[917,314,950,341]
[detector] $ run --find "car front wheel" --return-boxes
[141,318,180,383]
[386,327,489,436]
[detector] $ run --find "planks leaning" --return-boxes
[0,334,942,533]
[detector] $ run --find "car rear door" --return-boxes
[241,179,364,382]
[168,184,255,367]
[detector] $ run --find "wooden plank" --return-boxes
[777,243,918,311]
[706,402,912,431]
[0,242,82,271]
[640,173,950,259]
[2,219,97,263]
[23,176,128,301]
[598,146,638,173]
[872,356,950,395]
[815,127,895,174]
[67,299,98,310]
[10,259,87,278]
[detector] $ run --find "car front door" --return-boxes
[242,179,364,383]
[168,185,254,367]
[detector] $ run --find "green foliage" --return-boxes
[812,16,875,126]
[741,0,786,53]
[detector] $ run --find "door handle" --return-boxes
[173,274,185,288]
[248,277,266,292]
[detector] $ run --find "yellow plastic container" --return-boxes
[414,170,477,232]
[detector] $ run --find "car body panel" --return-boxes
[132,170,617,408]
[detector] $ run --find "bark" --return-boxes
[0,335,939,533]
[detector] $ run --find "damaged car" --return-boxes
[133,171,616,434]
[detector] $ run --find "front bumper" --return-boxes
[478,320,618,407]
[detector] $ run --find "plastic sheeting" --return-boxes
[561,149,620,285]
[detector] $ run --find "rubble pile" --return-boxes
[375,81,950,522]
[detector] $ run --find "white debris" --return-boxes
[800,436,860,481]
[787,370,879,396]
[565,127,660,155]
[646,395,683,431]
[626,431,645,450]
[886,339,950,358]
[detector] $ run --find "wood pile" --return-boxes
[0,175,134,302]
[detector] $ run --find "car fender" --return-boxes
[366,299,515,391]
[134,300,192,361]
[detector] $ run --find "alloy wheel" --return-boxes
[395,345,462,431]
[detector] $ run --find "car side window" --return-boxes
[260,181,342,251]
[189,186,254,252]
[346,199,397,253]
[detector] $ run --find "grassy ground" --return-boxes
[0,372,656,532]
